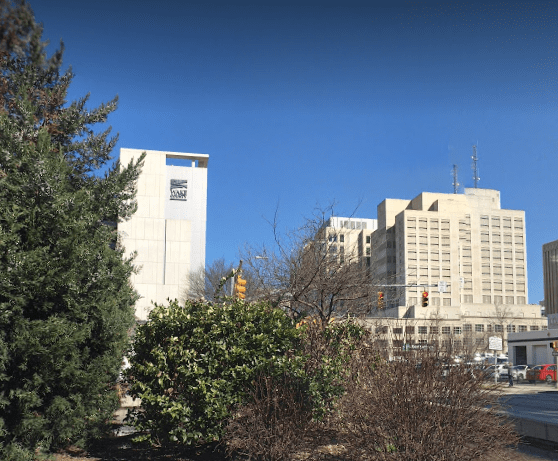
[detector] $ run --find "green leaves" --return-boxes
[127,298,301,446]
[0,1,144,458]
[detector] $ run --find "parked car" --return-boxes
[526,364,557,383]
[507,365,530,383]
[483,364,508,380]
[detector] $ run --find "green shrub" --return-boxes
[126,298,302,446]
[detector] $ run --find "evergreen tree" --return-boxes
[0,1,144,458]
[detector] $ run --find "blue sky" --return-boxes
[32,0,557,304]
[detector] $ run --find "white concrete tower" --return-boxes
[118,148,208,320]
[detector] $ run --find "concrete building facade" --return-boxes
[324,217,378,267]
[372,188,528,314]
[543,239,558,329]
[359,188,546,356]
[119,148,208,320]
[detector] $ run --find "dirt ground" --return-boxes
[50,434,558,461]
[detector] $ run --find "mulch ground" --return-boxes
[51,439,558,461]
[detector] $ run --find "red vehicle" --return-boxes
[527,364,557,383]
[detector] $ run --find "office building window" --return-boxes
[495,324,503,333]
[430,326,439,334]
[507,325,516,333]
[494,295,503,304]
[483,295,492,303]
[475,324,484,333]
[393,327,403,334]
[453,327,462,335]
[480,216,489,228]
[443,298,451,306]
[517,296,526,304]
[418,326,428,334]
[530,326,539,331]
[464,294,473,303]
[518,325,527,332]
[406,326,415,334]
[463,323,472,332]
[442,326,451,335]
[492,216,500,228]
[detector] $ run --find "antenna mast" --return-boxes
[471,145,480,188]
[452,164,460,194]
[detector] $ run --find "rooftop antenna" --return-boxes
[452,164,460,194]
[471,144,480,188]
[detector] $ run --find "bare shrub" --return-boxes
[332,346,519,460]
[222,372,315,461]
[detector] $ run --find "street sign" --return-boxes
[553,351,558,357]
[489,336,503,351]
[438,280,447,293]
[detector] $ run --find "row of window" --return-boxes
[406,218,451,230]
[385,324,542,335]
[480,216,524,230]
[406,216,524,231]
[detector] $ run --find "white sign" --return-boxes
[489,336,503,351]
[438,281,447,293]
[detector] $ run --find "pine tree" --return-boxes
[0,1,144,457]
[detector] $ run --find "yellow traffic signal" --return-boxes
[422,291,429,307]
[234,275,247,299]
[378,291,384,309]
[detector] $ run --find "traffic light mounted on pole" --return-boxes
[378,291,384,309]
[234,273,247,300]
[422,291,429,307]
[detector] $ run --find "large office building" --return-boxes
[323,216,378,266]
[543,239,558,329]
[372,188,528,314]
[350,188,546,355]
[118,148,208,320]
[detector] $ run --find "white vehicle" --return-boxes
[483,364,508,380]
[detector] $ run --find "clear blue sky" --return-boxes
[32,0,557,304]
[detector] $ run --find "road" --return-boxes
[499,382,558,426]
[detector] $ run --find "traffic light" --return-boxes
[378,291,384,309]
[421,291,429,307]
[551,341,558,350]
[234,274,247,299]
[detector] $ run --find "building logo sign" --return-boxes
[170,179,188,201]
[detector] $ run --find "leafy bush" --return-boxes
[126,298,301,446]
